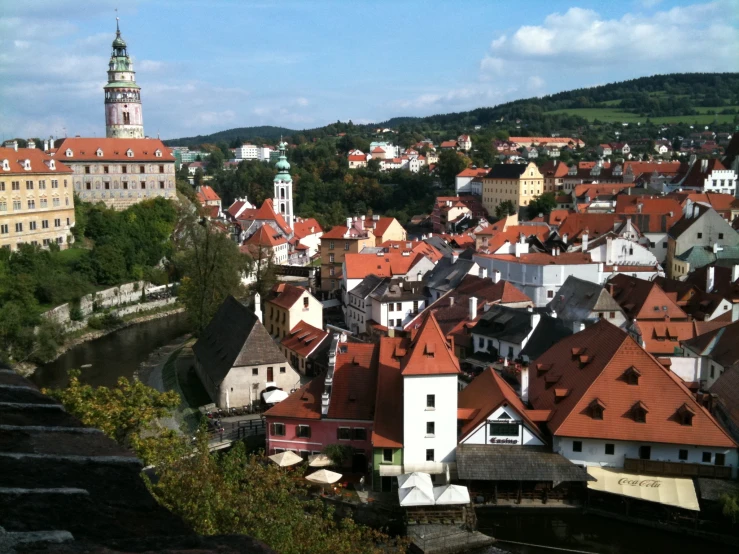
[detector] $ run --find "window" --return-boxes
[329,253,334,263]
[271,423,285,436]
[624,366,640,385]
[26,180,33,190]
[609,312,616,319]
[38,180,46,189]
[383,448,393,463]
[426,394,435,409]
[139,165,145,173]
[13,200,20,210]
[122,166,127,174]
[329,241,334,250]
[679,449,688,461]
[279,366,286,374]
[719,233,724,239]
[388,303,394,312]
[159,181,165,189]
[54,219,61,227]
[303,297,309,309]
[252,368,258,376]
[12,181,19,191]
[396,302,401,311]
[344,241,349,251]
[0,201,5,211]
[633,405,647,423]
[40,199,47,208]
[425,449,434,462]
[42,220,48,229]
[296,425,311,438]
[426,422,435,436]
[15,222,23,232]
[0,182,4,191]
[662,242,667,248]
[103,166,109,174]
[337,427,351,440]
[547,290,554,298]
[489,421,519,436]
[715,453,726,466]
[85,166,91,174]
[639,445,651,460]
[159,165,165,173]
[29,221,36,231]
[605,444,615,455]
[27,200,35,209]
[697,232,703,239]
[572,441,583,453]
[0,224,7,234]
[702,452,712,463]
[353,428,367,441]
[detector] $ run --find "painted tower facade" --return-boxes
[104,21,144,138]
[273,141,294,230]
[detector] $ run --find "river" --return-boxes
[32,312,192,390]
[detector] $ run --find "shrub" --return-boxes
[87,312,123,330]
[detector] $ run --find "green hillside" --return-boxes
[164,125,297,147]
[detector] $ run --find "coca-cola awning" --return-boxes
[586,467,700,511]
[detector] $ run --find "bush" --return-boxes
[322,444,355,466]
[69,303,83,322]
[87,312,124,330]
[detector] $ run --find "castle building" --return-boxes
[105,20,144,139]
[273,141,294,231]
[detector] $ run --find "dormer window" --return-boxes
[624,366,641,385]
[155,149,162,157]
[2,159,8,171]
[48,160,55,171]
[65,149,73,157]
[126,149,134,158]
[589,398,606,420]
[96,148,103,157]
[23,159,31,171]
[632,401,648,423]
[677,403,695,426]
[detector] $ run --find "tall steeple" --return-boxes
[273,140,294,231]
[104,19,144,138]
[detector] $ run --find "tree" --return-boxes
[177,220,250,333]
[526,192,557,219]
[44,370,181,465]
[495,200,516,219]
[437,149,469,187]
[91,243,128,285]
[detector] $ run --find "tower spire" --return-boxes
[105,17,144,138]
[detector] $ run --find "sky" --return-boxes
[1,0,738,141]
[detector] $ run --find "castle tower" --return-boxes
[104,19,144,138]
[273,140,294,230]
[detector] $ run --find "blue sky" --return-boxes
[1,0,738,140]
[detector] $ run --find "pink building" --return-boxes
[265,339,377,471]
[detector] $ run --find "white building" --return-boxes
[236,144,259,160]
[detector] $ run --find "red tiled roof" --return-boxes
[476,252,594,266]
[380,240,443,262]
[281,321,329,358]
[0,147,72,174]
[557,213,620,241]
[529,319,736,447]
[608,274,688,320]
[348,154,367,162]
[635,320,729,355]
[440,140,458,148]
[456,275,532,304]
[623,161,681,176]
[226,199,250,218]
[343,252,421,279]
[457,167,489,178]
[292,218,322,239]
[267,283,307,309]
[458,368,545,440]
[615,196,683,219]
[401,312,460,376]
[55,138,175,162]
[677,159,727,188]
[574,183,632,199]
[195,185,220,204]
[373,337,405,448]
[548,209,571,225]
[264,378,323,420]
[203,205,219,219]
[327,343,379,420]
[245,225,287,248]
[321,225,373,240]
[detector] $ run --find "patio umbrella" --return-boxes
[433,484,471,505]
[399,485,435,507]
[263,389,288,404]
[397,472,433,490]
[308,453,333,467]
[305,469,343,484]
[268,450,303,467]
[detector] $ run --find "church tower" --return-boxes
[273,140,294,230]
[104,19,144,138]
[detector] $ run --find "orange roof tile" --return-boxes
[245,225,287,248]
[267,283,307,309]
[0,147,72,174]
[635,320,729,355]
[55,137,174,162]
[457,167,489,178]
[373,337,405,448]
[195,185,220,204]
[476,252,594,266]
[264,378,323,420]
[557,213,620,241]
[292,217,323,239]
[281,321,329,358]
[529,320,736,448]
[327,343,378,420]
[608,274,688,321]
[343,252,422,279]
[401,312,460,376]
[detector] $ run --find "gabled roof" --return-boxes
[401,312,460,376]
[374,337,405,448]
[458,368,546,441]
[476,252,594,266]
[343,252,423,280]
[321,225,372,240]
[547,276,622,322]
[683,320,739,368]
[471,305,534,344]
[520,316,574,360]
[456,274,532,305]
[0,147,72,174]
[55,138,174,162]
[245,225,287,248]
[635,320,728,356]
[685,265,739,299]
[457,167,489,178]
[607,274,688,320]
[195,185,220,204]
[292,217,323,238]
[484,164,528,179]
[349,274,387,299]
[264,377,323,420]
[328,343,379,420]
[667,203,713,240]
[192,296,288,385]
[557,213,620,242]
[425,256,477,292]
[267,283,308,309]
[529,320,736,448]
[675,159,728,188]
[226,199,252,219]
[281,321,329,359]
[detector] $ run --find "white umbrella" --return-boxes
[433,484,471,505]
[268,450,303,467]
[308,453,333,467]
[263,389,288,404]
[399,485,435,506]
[397,472,433,490]
[305,469,343,484]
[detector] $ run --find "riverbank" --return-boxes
[16,304,186,378]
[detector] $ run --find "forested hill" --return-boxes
[165,73,739,147]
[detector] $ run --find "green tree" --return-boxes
[495,200,516,219]
[177,220,250,332]
[526,192,557,219]
[91,243,128,285]
[437,149,469,187]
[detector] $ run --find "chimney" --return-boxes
[562,233,568,245]
[469,296,478,321]
[346,217,352,228]
[693,205,700,219]
[707,266,715,293]
[713,243,719,254]
[520,366,529,403]
[254,292,262,323]
[492,269,501,283]
[637,203,643,214]
[606,237,613,264]
[701,159,708,173]
[27,139,35,149]
[514,242,523,258]
[733,264,739,283]
[582,230,589,251]
[451,251,459,262]
[449,296,455,307]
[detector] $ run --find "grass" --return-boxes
[53,246,89,265]
[544,107,738,125]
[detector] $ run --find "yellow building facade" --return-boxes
[482,162,544,214]
[0,145,75,251]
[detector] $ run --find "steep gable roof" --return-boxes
[292,217,323,238]
[264,377,323,420]
[267,283,309,309]
[683,320,739,368]
[195,185,220,203]
[547,276,621,322]
[343,252,422,279]
[280,321,329,359]
[529,320,736,448]
[245,225,287,248]
[608,274,688,320]
[401,312,460,376]
[373,337,405,448]
[192,296,288,385]
[327,343,378,420]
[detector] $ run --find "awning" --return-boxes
[263,389,288,404]
[587,467,700,512]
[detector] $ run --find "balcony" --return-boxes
[624,457,732,479]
